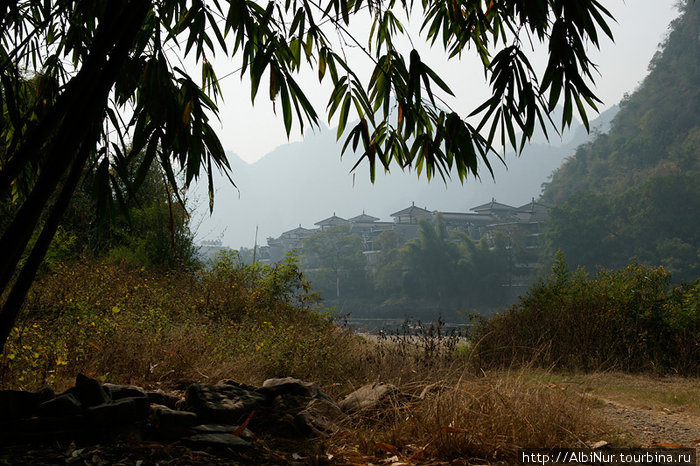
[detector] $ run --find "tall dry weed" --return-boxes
[340,371,605,463]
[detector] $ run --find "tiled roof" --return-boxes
[515,197,549,213]
[314,213,350,226]
[390,202,433,217]
[349,212,380,223]
[470,198,517,213]
[281,225,315,236]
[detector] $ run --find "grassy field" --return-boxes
[1,259,698,463]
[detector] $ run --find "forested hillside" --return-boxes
[542,1,700,281]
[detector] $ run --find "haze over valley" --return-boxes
[194,107,617,250]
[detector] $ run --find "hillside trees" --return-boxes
[547,175,700,280]
[543,1,699,280]
[1,0,616,351]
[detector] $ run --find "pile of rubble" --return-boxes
[0,374,402,455]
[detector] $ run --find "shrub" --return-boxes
[0,253,362,390]
[472,254,700,374]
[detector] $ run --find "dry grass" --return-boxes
[0,259,619,463]
[330,370,606,464]
[0,259,370,391]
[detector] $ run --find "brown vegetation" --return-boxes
[0,256,622,463]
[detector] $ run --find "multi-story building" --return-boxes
[265,198,550,275]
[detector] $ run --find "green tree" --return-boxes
[301,225,366,305]
[374,215,509,309]
[52,152,199,269]
[1,0,615,351]
[401,215,460,304]
[371,229,405,293]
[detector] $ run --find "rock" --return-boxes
[184,432,250,449]
[16,413,87,431]
[296,397,342,435]
[591,440,610,450]
[339,383,400,413]
[185,381,267,423]
[192,424,254,440]
[39,393,83,417]
[34,386,56,403]
[103,384,148,402]
[151,406,198,428]
[258,377,330,401]
[0,390,43,420]
[64,374,111,408]
[87,397,149,425]
[0,386,55,420]
[147,390,181,409]
[257,377,342,437]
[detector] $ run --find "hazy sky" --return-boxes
[203,0,681,163]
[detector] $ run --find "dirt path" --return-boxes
[525,371,700,450]
[595,396,700,448]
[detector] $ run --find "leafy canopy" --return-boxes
[1,0,614,207]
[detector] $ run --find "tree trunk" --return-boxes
[0,132,95,350]
[0,1,151,353]
[0,1,148,292]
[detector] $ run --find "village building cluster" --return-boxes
[262,198,549,279]
[196,198,550,287]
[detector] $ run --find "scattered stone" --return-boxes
[185,381,267,423]
[192,424,254,440]
[39,393,83,417]
[339,383,401,413]
[296,397,342,435]
[2,375,342,454]
[256,377,342,436]
[87,397,149,425]
[15,413,87,432]
[0,386,55,421]
[258,377,328,401]
[0,390,42,420]
[147,390,181,409]
[184,432,250,449]
[151,406,198,428]
[64,374,111,408]
[34,386,56,403]
[103,384,148,402]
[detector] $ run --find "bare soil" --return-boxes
[597,396,700,447]
[528,371,700,448]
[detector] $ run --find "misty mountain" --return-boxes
[193,107,618,249]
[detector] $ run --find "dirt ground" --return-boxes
[531,371,700,448]
[598,396,700,447]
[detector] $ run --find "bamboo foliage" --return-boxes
[0,0,614,352]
